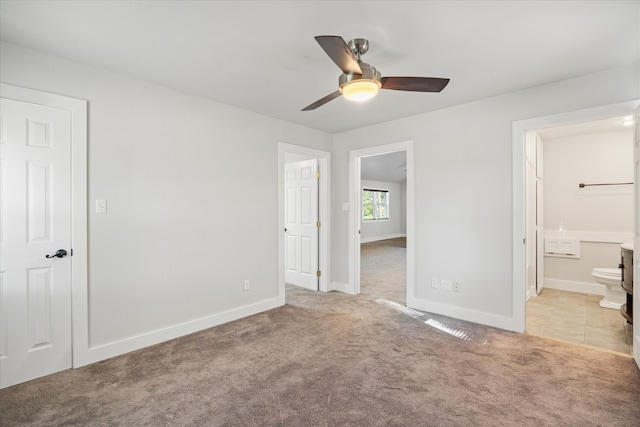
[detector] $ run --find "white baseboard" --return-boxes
[360,233,406,244]
[406,295,517,332]
[332,281,356,295]
[79,297,283,368]
[526,286,533,301]
[544,278,605,295]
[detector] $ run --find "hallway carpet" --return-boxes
[360,237,407,304]
[1,238,639,426]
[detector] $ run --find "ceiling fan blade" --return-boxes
[302,90,342,111]
[381,77,450,92]
[314,35,362,75]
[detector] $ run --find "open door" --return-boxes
[524,132,544,298]
[535,135,544,294]
[633,105,640,369]
[284,159,319,291]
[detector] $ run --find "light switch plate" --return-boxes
[95,199,107,214]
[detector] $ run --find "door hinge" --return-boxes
[316,171,320,178]
[317,270,321,277]
[316,221,321,228]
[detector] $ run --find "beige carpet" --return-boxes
[1,238,639,426]
[360,237,407,304]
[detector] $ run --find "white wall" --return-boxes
[544,129,633,232]
[331,65,640,331]
[543,128,633,291]
[0,42,332,363]
[2,40,638,357]
[360,180,406,242]
[545,242,625,289]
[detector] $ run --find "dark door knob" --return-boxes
[45,249,68,259]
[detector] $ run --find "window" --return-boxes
[362,189,389,220]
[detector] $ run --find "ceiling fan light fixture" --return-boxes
[340,80,381,102]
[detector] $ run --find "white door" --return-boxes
[284,159,319,291]
[525,132,537,297]
[535,134,544,293]
[634,105,640,369]
[525,132,544,296]
[0,97,73,388]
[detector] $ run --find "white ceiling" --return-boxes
[0,1,638,134]
[361,151,407,183]
[536,115,634,140]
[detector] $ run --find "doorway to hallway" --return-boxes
[349,140,414,304]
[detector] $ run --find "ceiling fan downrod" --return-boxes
[348,38,369,62]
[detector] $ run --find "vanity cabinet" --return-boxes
[620,244,633,324]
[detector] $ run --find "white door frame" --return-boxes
[512,99,640,334]
[633,104,640,368]
[0,83,88,367]
[278,142,330,298]
[349,140,414,297]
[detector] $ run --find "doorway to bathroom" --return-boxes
[513,100,639,358]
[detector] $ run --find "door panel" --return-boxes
[0,98,73,388]
[284,159,318,291]
[301,236,312,274]
[28,161,52,242]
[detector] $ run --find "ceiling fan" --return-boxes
[302,35,450,111]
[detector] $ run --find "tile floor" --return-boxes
[526,288,632,355]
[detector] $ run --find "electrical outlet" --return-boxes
[453,282,460,293]
[243,280,250,291]
[431,277,440,289]
[441,279,452,291]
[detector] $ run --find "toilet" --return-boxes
[591,267,625,309]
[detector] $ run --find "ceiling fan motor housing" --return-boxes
[339,62,382,91]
